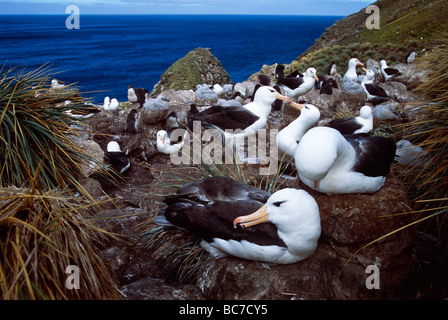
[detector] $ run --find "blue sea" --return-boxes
[0,15,341,103]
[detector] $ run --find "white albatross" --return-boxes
[276,102,320,158]
[276,67,319,101]
[155,176,321,264]
[294,126,396,194]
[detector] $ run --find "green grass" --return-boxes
[0,64,106,194]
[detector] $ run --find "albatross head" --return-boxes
[253,86,290,105]
[348,58,364,69]
[107,141,122,153]
[233,188,321,261]
[305,67,320,82]
[156,130,168,145]
[233,188,320,231]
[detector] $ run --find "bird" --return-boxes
[276,102,320,158]
[325,105,373,135]
[395,139,429,168]
[156,128,188,155]
[319,78,338,95]
[104,141,131,175]
[275,64,285,79]
[126,109,138,134]
[294,126,396,194]
[127,85,138,103]
[327,61,338,76]
[154,176,321,264]
[103,97,120,111]
[109,98,120,110]
[195,84,219,100]
[143,94,170,110]
[63,101,100,119]
[212,84,224,96]
[166,111,179,131]
[51,79,65,89]
[342,58,365,94]
[405,50,416,65]
[128,85,148,108]
[276,67,319,101]
[187,103,200,130]
[372,104,399,120]
[361,68,391,105]
[190,86,290,155]
[380,60,401,82]
[251,74,272,101]
[103,96,110,109]
[343,58,365,82]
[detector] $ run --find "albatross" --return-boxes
[276,67,319,101]
[325,105,373,135]
[155,176,321,264]
[342,58,365,94]
[104,141,131,175]
[156,128,188,155]
[190,86,290,155]
[276,102,321,158]
[361,68,391,105]
[295,126,396,194]
[380,60,401,82]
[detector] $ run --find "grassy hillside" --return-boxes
[274,0,447,76]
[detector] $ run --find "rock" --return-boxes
[159,89,196,106]
[295,87,367,119]
[381,81,418,103]
[234,81,257,98]
[141,101,169,125]
[72,138,104,176]
[151,48,233,97]
[392,63,430,89]
[196,174,416,300]
[121,278,200,300]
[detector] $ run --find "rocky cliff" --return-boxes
[150,47,233,97]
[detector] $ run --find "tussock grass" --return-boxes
[0,187,121,300]
[0,64,105,194]
[395,36,448,243]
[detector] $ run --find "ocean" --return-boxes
[0,14,341,103]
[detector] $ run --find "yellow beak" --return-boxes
[275,92,291,102]
[290,101,304,111]
[233,203,268,229]
[313,74,320,82]
[358,61,365,67]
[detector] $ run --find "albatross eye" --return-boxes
[273,201,285,207]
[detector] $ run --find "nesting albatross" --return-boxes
[155,176,321,264]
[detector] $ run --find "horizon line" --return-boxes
[0,13,347,17]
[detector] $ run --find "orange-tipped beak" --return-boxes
[358,61,365,67]
[313,74,320,82]
[290,101,304,111]
[233,203,268,229]
[276,92,291,102]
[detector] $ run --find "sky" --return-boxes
[0,0,374,16]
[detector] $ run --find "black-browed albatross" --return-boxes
[154,176,321,264]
